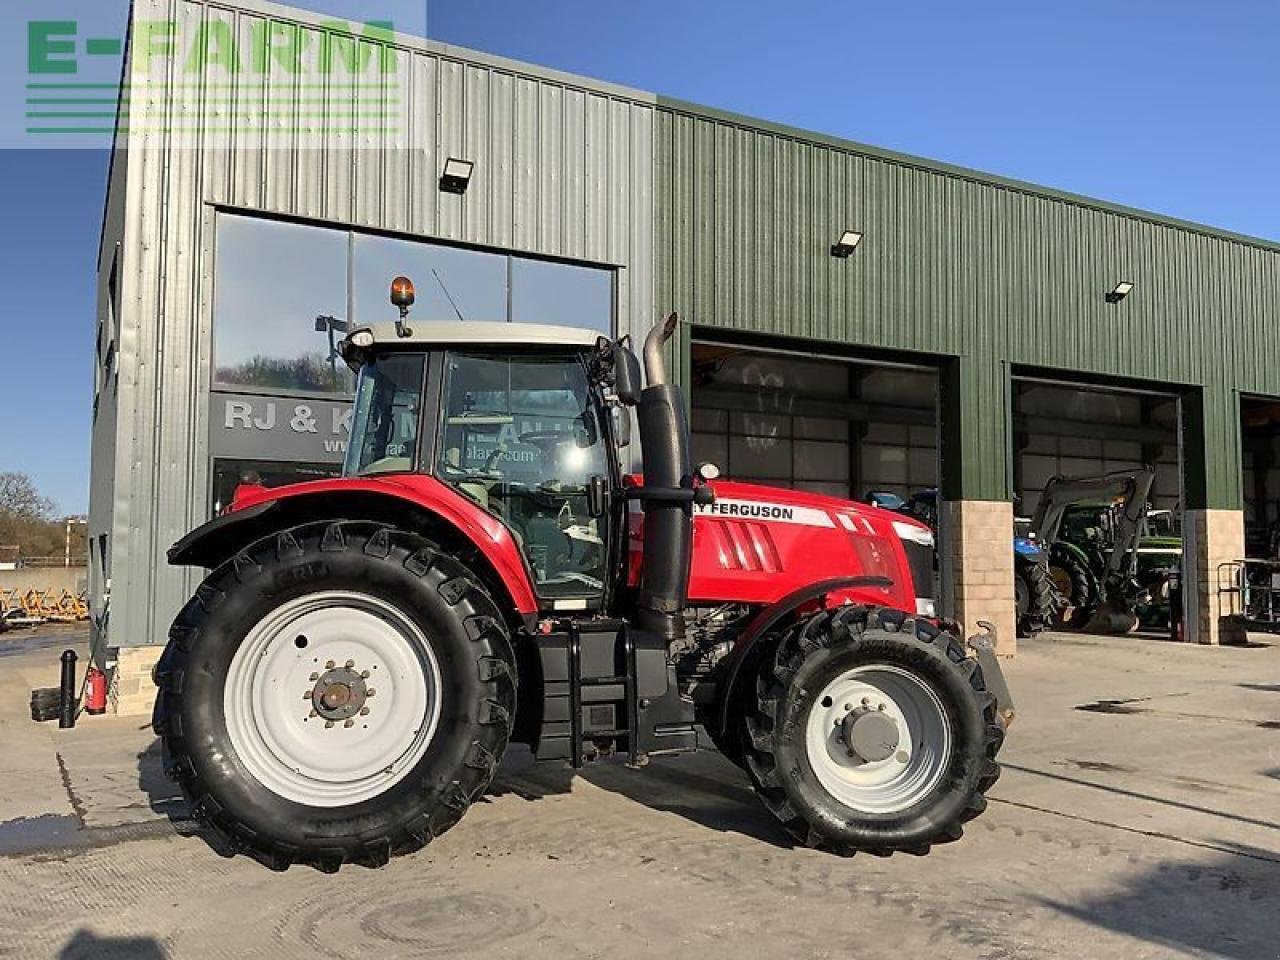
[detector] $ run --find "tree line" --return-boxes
[0,472,87,562]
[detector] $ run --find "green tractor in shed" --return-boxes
[1030,467,1181,633]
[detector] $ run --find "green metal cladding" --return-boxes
[653,97,1280,507]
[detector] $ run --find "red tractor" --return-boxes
[153,279,1011,871]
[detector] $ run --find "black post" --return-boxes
[59,649,78,729]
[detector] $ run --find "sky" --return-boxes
[1,0,1278,515]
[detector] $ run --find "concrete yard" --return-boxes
[1,626,1278,960]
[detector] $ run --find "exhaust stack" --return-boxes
[635,314,694,640]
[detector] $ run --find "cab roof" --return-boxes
[349,321,602,350]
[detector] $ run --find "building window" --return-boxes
[213,215,350,394]
[351,233,509,325]
[212,213,616,399]
[210,459,342,516]
[510,256,612,332]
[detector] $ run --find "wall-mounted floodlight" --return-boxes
[1106,280,1134,303]
[439,157,474,194]
[831,230,863,258]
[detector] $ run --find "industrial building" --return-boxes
[94,0,1280,713]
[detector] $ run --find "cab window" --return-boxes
[344,353,426,476]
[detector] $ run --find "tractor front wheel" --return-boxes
[741,606,1003,855]
[152,522,516,871]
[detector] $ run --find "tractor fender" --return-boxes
[712,575,895,740]
[1049,539,1092,567]
[167,477,540,617]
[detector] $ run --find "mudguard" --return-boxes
[167,475,541,616]
[712,575,895,741]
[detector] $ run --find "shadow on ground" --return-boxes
[138,734,795,864]
[137,739,187,822]
[59,929,167,959]
[1038,844,1280,960]
[493,743,795,850]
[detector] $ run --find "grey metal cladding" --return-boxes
[102,0,657,646]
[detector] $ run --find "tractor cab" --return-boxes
[334,276,695,638]
[340,318,619,606]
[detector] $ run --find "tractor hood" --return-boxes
[679,479,936,617]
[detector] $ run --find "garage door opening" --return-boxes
[689,339,938,504]
[1236,396,1280,634]
[1012,374,1183,636]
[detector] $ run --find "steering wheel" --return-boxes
[519,430,574,447]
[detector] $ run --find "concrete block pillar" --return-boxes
[1180,385,1248,646]
[939,500,1017,656]
[937,355,1016,654]
[1182,509,1248,646]
[109,645,164,717]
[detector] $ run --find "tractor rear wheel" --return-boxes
[152,521,516,871]
[741,605,1003,856]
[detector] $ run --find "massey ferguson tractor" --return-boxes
[152,277,1011,871]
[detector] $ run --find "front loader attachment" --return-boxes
[1082,599,1141,634]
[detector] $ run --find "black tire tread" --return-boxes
[1016,554,1058,638]
[152,520,516,872]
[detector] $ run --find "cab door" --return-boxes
[434,350,614,609]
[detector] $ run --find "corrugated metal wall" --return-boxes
[100,0,1280,650]
[654,103,1280,503]
[103,0,656,647]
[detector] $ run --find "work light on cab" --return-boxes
[390,275,416,337]
[390,275,416,308]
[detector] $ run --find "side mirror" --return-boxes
[612,340,642,406]
[587,474,608,517]
[314,315,350,333]
[611,407,632,448]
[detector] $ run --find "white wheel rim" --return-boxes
[804,665,952,815]
[224,590,442,808]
